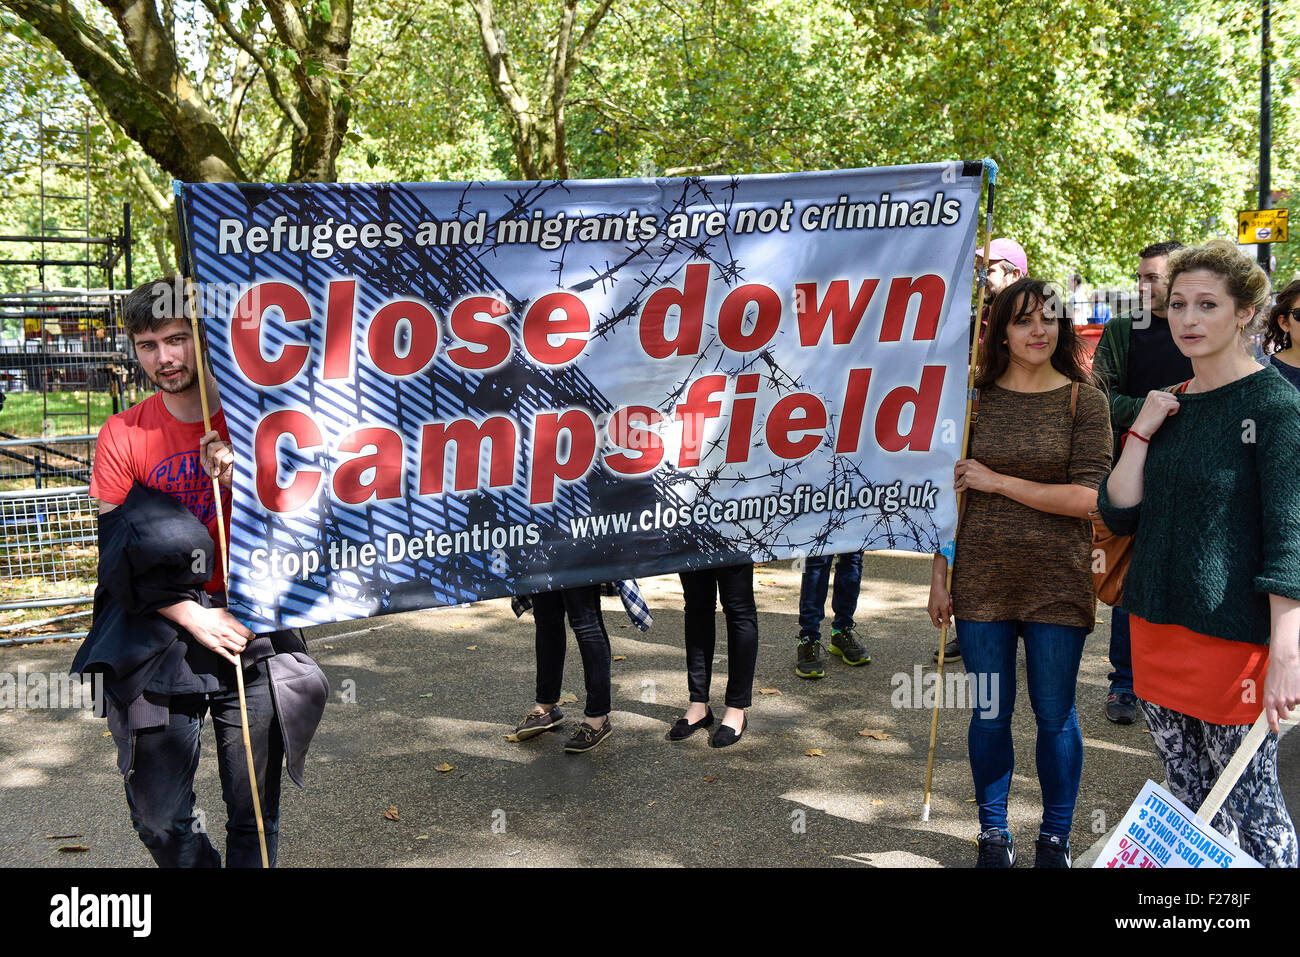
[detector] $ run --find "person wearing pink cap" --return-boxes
[979,238,1029,297]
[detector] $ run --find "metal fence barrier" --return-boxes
[0,433,96,487]
[0,484,96,645]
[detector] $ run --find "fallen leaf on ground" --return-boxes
[759,687,783,695]
[804,748,825,757]
[647,801,657,807]
[45,833,81,840]
[871,800,884,806]
[704,776,716,783]
[449,623,470,629]
[965,798,976,803]
[557,692,579,704]
[418,693,434,698]
[858,728,890,740]
[759,579,779,587]
[322,644,334,649]
[416,834,429,840]
[384,806,400,821]
[57,845,89,853]
[467,645,478,651]
[435,762,454,773]
[612,655,627,661]
[102,732,112,737]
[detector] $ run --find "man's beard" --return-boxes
[152,365,197,394]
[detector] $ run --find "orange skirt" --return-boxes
[1130,614,1268,725]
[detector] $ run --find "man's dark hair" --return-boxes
[1138,241,1184,261]
[120,277,185,340]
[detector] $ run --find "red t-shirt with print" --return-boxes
[90,392,231,593]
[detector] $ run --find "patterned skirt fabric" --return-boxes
[1140,700,1298,868]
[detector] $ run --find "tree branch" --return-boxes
[3,0,242,180]
[200,0,308,139]
[466,0,537,176]
[250,117,290,178]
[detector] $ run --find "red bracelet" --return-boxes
[1126,429,1151,444]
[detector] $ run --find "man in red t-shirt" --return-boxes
[90,277,287,867]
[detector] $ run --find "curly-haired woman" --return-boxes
[1099,240,1300,867]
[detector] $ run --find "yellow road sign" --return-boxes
[1238,208,1289,244]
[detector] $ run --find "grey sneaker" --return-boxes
[829,625,870,665]
[795,636,827,679]
[1105,691,1137,725]
[512,705,564,741]
[564,717,613,753]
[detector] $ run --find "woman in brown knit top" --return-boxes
[928,277,1112,868]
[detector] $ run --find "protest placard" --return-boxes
[1093,779,1261,868]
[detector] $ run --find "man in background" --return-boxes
[1091,241,1189,724]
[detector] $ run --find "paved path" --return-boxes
[2,554,1294,867]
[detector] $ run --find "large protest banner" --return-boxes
[177,162,983,632]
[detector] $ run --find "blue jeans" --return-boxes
[1107,606,1133,694]
[797,553,863,640]
[956,619,1087,837]
[112,660,283,868]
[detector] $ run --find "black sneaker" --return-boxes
[511,705,564,741]
[795,636,827,679]
[564,717,613,753]
[829,626,870,665]
[1105,691,1137,725]
[975,828,1015,868]
[1034,833,1072,868]
[933,637,961,663]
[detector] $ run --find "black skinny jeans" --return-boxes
[533,585,612,718]
[679,563,759,709]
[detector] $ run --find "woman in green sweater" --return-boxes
[1098,240,1300,867]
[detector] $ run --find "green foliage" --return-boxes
[2,0,1295,291]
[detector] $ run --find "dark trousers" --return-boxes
[679,563,759,709]
[1107,606,1133,694]
[533,586,612,718]
[113,659,283,868]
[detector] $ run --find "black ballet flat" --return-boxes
[668,707,714,741]
[709,714,747,748]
